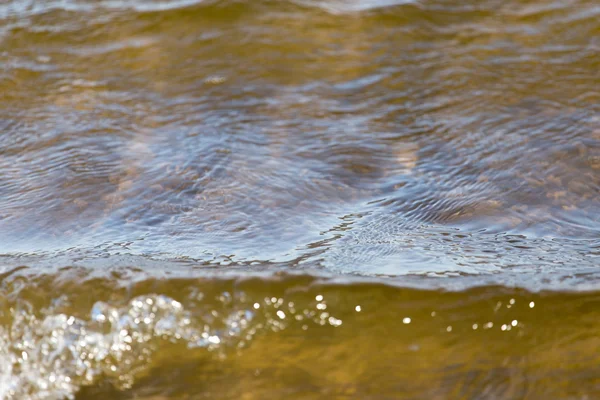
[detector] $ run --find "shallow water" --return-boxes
[0,0,599,398]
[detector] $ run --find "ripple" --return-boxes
[2,0,600,396]
[0,0,599,348]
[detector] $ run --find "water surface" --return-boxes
[0,0,599,398]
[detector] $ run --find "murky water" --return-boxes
[1,0,599,398]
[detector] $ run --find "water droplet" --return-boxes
[204,75,226,84]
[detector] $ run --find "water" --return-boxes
[0,0,599,398]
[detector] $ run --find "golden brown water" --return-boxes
[0,0,599,398]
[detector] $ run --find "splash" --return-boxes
[0,290,343,399]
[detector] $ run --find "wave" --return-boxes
[0,0,417,20]
[1,271,600,399]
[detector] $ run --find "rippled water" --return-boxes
[1,0,599,398]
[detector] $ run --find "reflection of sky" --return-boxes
[2,0,600,290]
[293,0,416,13]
